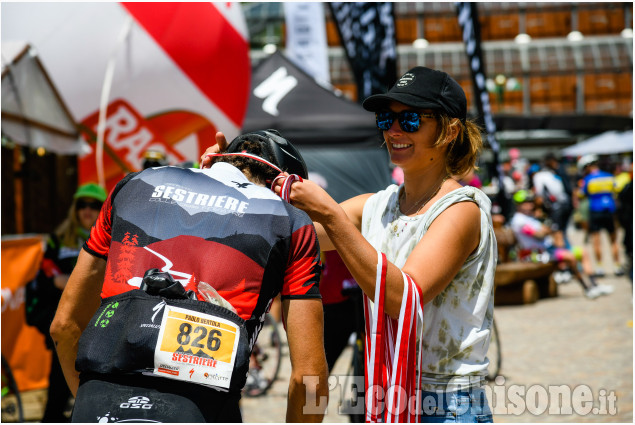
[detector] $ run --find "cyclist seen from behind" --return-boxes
[578,154,624,277]
[50,130,328,423]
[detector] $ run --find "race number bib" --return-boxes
[153,304,240,389]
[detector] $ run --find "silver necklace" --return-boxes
[399,175,449,216]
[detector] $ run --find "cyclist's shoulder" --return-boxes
[280,198,315,229]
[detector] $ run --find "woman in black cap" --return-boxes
[202,66,497,423]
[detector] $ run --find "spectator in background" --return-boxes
[578,155,623,277]
[319,251,362,372]
[532,152,574,248]
[511,169,524,191]
[509,148,530,190]
[456,168,483,189]
[391,166,405,185]
[501,159,517,195]
[614,160,633,193]
[616,164,633,283]
[142,148,168,169]
[510,190,613,299]
[545,152,574,198]
[526,162,541,192]
[25,183,107,422]
[572,157,592,234]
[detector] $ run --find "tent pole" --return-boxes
[13,147,24,234]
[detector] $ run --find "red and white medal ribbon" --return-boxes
[363,251,424,423]
[271,173,303,203]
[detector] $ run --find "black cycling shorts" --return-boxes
[589,210,616,234]
[549,202,573,232]
[71,373,242,423]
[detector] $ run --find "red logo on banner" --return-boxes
[79,99,216,191]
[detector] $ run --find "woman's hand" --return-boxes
[199,132,230,169]
[272,175,339,224]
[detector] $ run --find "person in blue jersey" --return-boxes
[51,130,328,423]
[578,155,623,277]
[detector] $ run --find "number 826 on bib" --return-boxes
[157,306,239,364]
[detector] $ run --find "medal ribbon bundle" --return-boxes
[364,251,425,423]
[271,173,303,202]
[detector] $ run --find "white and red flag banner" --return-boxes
[2,2,250,191]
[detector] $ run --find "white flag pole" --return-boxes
[95,16,133,188]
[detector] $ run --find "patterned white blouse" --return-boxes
[361,185,498,391]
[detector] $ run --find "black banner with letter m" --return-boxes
[329,2,397,103]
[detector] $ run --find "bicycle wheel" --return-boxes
[1,354,24,423]
[243,314,282,397]
[486,319,502,381]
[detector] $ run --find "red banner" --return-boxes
[79,99,214,191]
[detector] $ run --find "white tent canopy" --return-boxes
[1,42,82,154]
[561,130,633,157]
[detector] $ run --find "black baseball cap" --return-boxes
[362,66,467,123]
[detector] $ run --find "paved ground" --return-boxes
[12,230,633,423]
[488,274,632,422]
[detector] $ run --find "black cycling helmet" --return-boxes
[225,129,308,179]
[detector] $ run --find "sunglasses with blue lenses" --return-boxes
[375,111,436,133]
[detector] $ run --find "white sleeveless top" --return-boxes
[361,185,497,391]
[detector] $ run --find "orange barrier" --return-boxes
[1,235,52,391]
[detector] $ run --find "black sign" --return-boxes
[455,2,499,153]
[456,2,509,215]
[329,2,397,102]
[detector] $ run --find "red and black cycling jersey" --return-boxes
[84,162,321,342]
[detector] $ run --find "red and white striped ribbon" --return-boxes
[363,251,424,423]
[271,173,303,203]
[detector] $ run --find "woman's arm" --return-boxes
[299,183,371,252]
[278,178,481,318]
